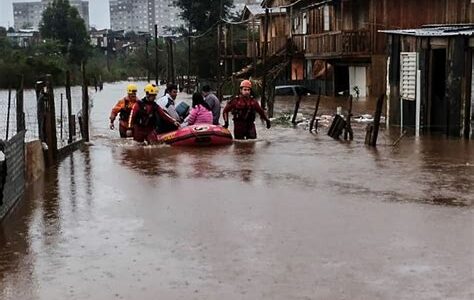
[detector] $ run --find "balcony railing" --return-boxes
[292,34,305,53]
[269,36,288,55]
[305,30,371,57]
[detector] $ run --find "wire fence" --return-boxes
[0,86,87,147]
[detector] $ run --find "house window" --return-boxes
[400,52,417,101]
[302,12,307,34]
[323,5,330,31]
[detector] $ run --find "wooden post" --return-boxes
[291,94,302,124]
[16,76,25,133]
[344,95,354,140]
[5,86,11,140]
[369,94,385,146]
[66,70,73,143]
[60,93,64,144]
[36,75,58,164]
[35,81,45,143]
[365,124,373,145]
[309,87,322,132]
[154,25,159,85]
[267,80,275,118]
[81,63,90,142]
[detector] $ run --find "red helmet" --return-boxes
[240,80,252,89]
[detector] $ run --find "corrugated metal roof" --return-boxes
[380,25,474,37]
[243,4,287,17]
[245,4,266,16]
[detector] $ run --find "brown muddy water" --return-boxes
[0,82,472,299]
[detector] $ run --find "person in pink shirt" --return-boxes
[183,93,213,126]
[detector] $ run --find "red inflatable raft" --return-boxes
[157,124,233,146]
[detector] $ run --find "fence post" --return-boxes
[16,76,25,133]
[309,87,322,132]
[35,81,45,142]
[267,81,275,118]
[344,95,354,140]
[60,93,63,144]
[66,70,74,144]
[291,94,302,125]
[81,62,90,142]
[5,86,11,140]
[369,94,385,146]
[36,75,58,164]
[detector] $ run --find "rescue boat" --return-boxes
[157,124,233,146]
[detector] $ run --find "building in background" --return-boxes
[154,0,184,35]
[109,0,184,35]
[13,0,89,30]
[109,0,155,33]
[6,29,40,47]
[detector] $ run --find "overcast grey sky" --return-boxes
[0,0,111,29]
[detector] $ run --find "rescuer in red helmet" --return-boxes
[222,79,271,140]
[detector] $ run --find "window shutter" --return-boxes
[400,52,417,101]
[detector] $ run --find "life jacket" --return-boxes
[119,96,134,121]
[231,96,256,122]
[134,99,159,127]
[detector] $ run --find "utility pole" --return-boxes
[169,37,175,83]
[145,36,150,82]
[154,24,159,85]
[231,24,235,76]
[231,24,236,92]
[224,25,228,78]
[166,37,175,83]
[216,0,223,100]
[188,24,192,93]
[252,18,257,78]
[261,8,270,110]
[106,36,110,72]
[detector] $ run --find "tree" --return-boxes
[39,0,90,65]
[173,0,233,78]
[0,27,6,37]
[174,0,233,32]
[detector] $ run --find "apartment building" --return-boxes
[13,0,89,30]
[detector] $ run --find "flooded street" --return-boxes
[0,82,473,299]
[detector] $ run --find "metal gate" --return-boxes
[0,131,26,220]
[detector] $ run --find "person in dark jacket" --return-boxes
[202,85,221,125]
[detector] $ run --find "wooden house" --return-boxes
[383,25,473,138]
[255,0,473,99]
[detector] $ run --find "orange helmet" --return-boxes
[240,80,252,89]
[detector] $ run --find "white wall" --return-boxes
[348,66,367,97]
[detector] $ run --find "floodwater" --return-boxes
[0,82,473,299]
